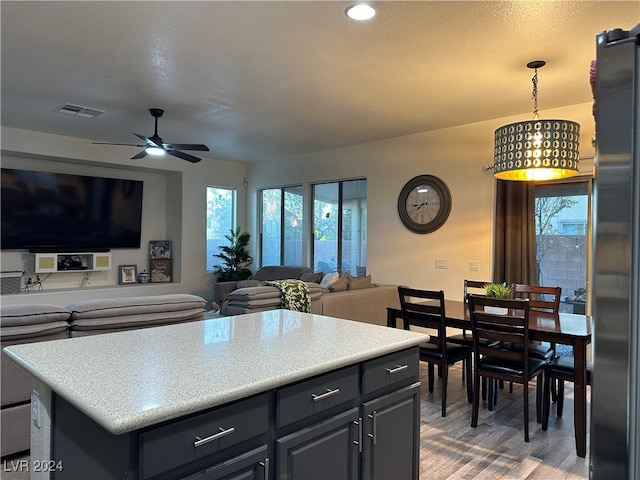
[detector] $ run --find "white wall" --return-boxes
[247,102,595,301]
[1,102,594,306]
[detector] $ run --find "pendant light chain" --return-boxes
[531,68,539,120]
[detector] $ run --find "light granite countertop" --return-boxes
[3,310,428,435]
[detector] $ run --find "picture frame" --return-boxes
[118,265,137,285]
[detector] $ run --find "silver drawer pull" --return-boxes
[194,426,235,447]
[386,364,409,374]
[312,388,340,402]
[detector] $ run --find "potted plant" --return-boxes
[484,283,512,299]
[213,226,254,281]
[484,283,512,314]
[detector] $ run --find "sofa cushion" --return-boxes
[299,271,323,283]
[236,279,262,289]
[67,294,206,320]
[305,283,325,301]
[1,322,69,342]
[226,286,283,302]
[328,275,349,292]
[69,309,205,332]
[347,274,373,290]
[252,266,312,282]
[1,304,71,327]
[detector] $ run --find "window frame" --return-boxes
[206,185,237,273]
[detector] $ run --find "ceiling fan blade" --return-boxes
[164,143,210,152]
[131,150,148,160]
[92,142,146,147]
[167,150,201,163]
[132,132,159,147]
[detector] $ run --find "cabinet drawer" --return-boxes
[276,365,359,428]
[361,347,419,396]
[139,393,269,479]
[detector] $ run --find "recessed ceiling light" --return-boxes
[346,3,376,21]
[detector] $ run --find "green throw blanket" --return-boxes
[261,279,311,313]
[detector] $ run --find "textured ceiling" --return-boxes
[1,1,638,163]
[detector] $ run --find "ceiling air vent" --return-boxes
[54,104,104,119]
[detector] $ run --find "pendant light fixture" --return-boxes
[493,61,580,181]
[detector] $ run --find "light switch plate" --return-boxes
[435,258,449,269]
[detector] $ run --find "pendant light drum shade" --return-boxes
[493,119,580,181]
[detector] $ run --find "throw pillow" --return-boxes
[328,275,349,292]
[320,271,339,287]
[299,271,323,283]
[347,274,373,290]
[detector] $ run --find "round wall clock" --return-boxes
[397,175,452,234]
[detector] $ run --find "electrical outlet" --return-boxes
[435,258,449,269]
[31,389,40,428]
[469,260,480,272]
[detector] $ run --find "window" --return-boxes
[313,179,367,275]
[534,181,590,313]
[206,187,236,272]
[259,186,303,267]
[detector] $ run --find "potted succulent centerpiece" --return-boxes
[213,226,254,282]
[484,282,512,314]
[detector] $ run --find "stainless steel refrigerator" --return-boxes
[592,23,640,479]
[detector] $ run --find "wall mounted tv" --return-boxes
[1,168,143,252]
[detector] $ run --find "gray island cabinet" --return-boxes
[3,310,428,480]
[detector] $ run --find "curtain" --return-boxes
[492,179,538,286]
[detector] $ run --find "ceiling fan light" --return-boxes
[146,146,165,156]
[346,3,375,21]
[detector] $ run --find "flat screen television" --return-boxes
[1,168,143,251]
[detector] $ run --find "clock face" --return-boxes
[398,175,451,234]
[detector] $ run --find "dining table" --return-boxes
[386,299,593,458]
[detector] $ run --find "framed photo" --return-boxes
[150,258,172,283]
[118,265,137,285]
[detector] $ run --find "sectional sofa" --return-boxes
[215,266,400,327]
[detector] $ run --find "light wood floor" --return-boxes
[418,363,590,479]
[0,363,589,480]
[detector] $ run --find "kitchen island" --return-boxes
[3,310,428,479]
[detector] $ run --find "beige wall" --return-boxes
[247,102,595,301]
[0,101,594,306]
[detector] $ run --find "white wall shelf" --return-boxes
[33,252,111,273]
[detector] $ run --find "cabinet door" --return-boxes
[275,408,360,480]
[180,445,268,480]
[362,382,421,480]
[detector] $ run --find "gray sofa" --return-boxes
[0,293,206,459]
[213,265,314,305]
[217,266,400,327]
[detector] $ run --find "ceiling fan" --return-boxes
[92,108,209,163]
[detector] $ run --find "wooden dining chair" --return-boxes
[448,280,501,388]
[511,283,562,359]
[468,294,546,442]
[397,287,472,417]
[448,280,490,345]
[542,356,593,429]
[511,283,562,402]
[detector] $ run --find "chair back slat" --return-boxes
[511,283,561,313]
[468,295,531,372]
[463,279,490,302]
[398,287,446,353]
